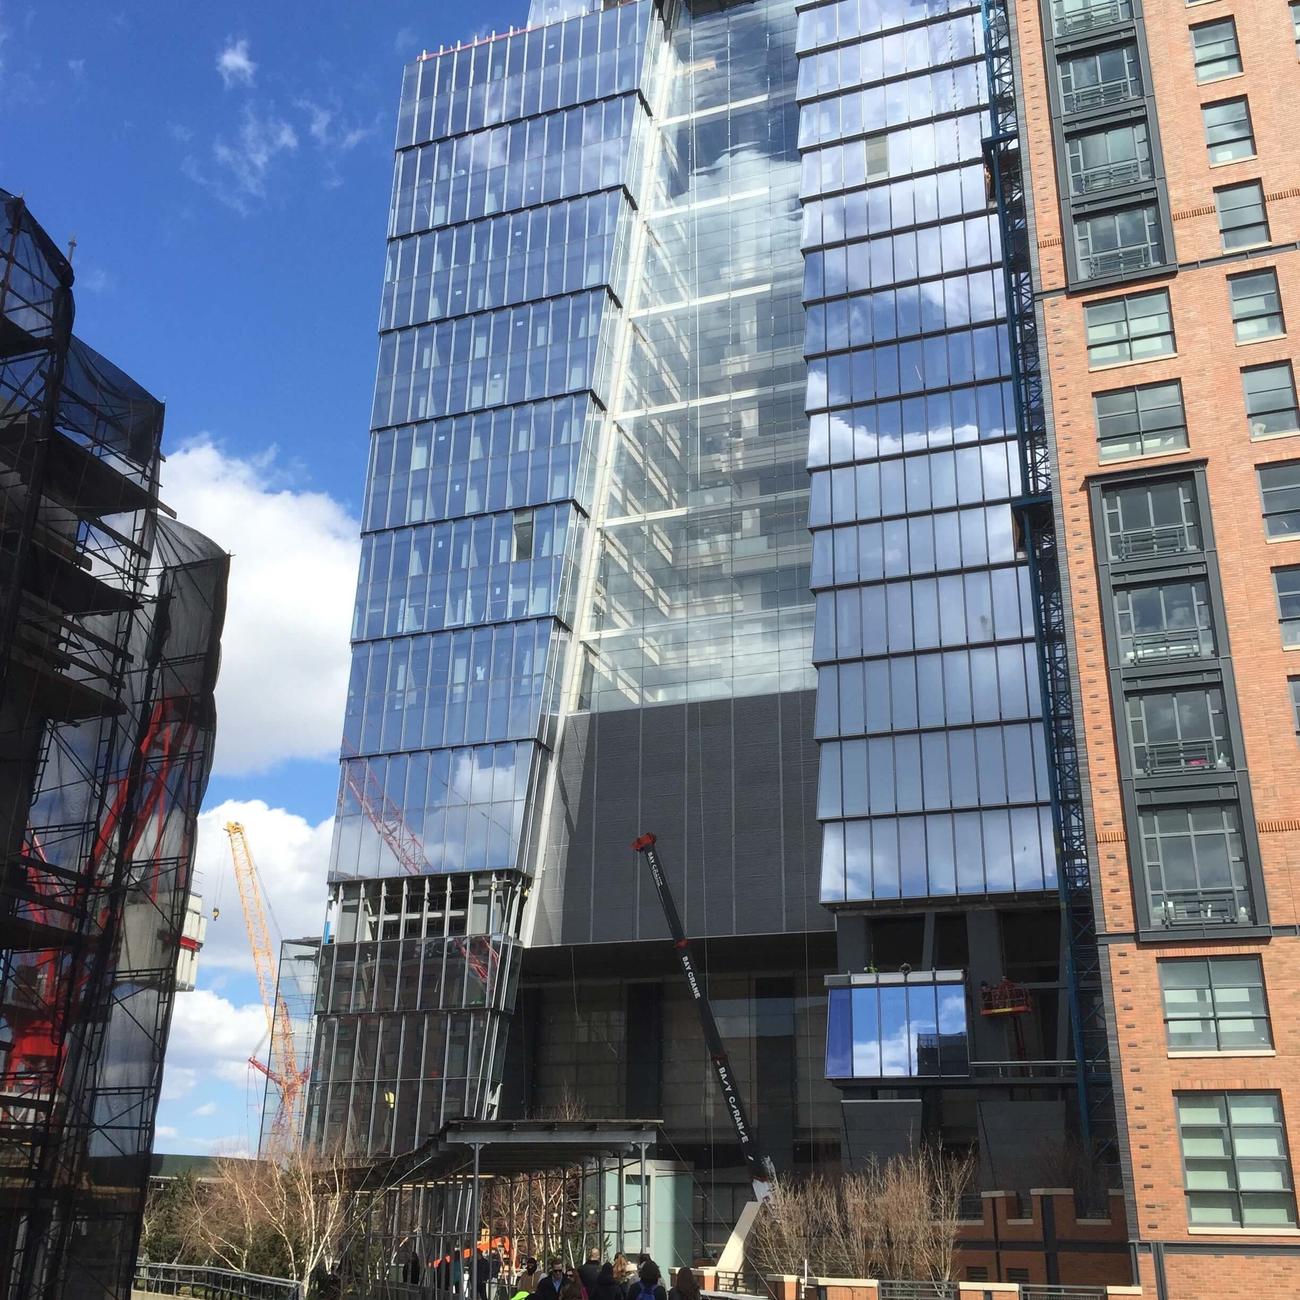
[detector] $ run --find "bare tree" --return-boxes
[748,1147,974,1283]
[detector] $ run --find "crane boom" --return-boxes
[632,832,774,1201]
[224,820,307,1148]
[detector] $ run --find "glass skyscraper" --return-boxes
[306,0,1084,1237]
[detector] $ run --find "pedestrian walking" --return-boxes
[589,1261,623,1300]
[612,1255,635,1293]
[535,1258,567,1300]
[668,1267,699,1300]
[579,1248,603,1295]
[626,1261,666,1300]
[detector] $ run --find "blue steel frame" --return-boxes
[981,0,1114,1160]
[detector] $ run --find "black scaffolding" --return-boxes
[0,188,230,1300]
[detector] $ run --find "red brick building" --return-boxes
[1009,0,1300,1293]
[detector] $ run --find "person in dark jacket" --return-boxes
[626,1261,666,1300]
[578,1249,603,1295]
[535,1259,567,1300]
[668,1267,700,1300]
[589,1261,623,1300]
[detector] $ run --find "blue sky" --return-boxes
[3,0,527,1153]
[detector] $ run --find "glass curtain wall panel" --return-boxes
[797,0,1057,907]
[312,2,655,1156]
[580,0,815,716]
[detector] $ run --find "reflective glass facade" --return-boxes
[796,0,1056,908]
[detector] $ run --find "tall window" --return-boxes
[1161,958,1271,1053]
[1139,804,1252,926]
[1102,478,1201,562]
[1067,121,1152,195]
[1259,462,1300,538]
[1095,381,1188,460]
[1243,362,1299,437]
[1275,566,1300,646]
[1290,677,1300,734]
[1126,687,1231,775]
[1202,98,1254,165]
[1075,204,1165,280]
[1114,578,1215,664]
[1085,289,1174,366]
[1229,269,1284,343]
[1177,1093,1296,1229]
[1191,18,1242,82]
[825,977,969,1079]
[1293,2,1300,58]
[1053,0,1133,38]
[1059,42,1143,113]
[1216,181,1269,251]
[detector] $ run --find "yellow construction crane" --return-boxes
[224,820,308,1151]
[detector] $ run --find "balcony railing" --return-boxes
[1053,0,1133,36]
[1081,242,1164,281]
[1110,523,1198,561]
[1064,80,1142,114]
[1071,158,1152,196]
[1151,886,1254,928]
[1140,737,1231,776]
[1122,628,1214,665]
[877,1284,957,1300]
[132,1263,301,1300]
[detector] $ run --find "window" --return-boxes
[1260,462,1300,538]
[1275,566,1300,645]
[1059,43,1143,113]
[1202,98,1254,165]
[1290,677,1300,733]
[1243,362,1299,437]
[1140,804,1253,927]
[1126,686,1231,775]
[1229,269,1284,343]
[1216,181,1269,251]
[1085,290,1174,366]
[1161,957,1271,1052]
[1177,1093,1296,1228]
[1191,18,1242,82]
[511,510,534,560]
[825,976,968,1079]
[1095,381,1188,460]
[864,132,888,179]
[1075,204,1165,280]
[1115,578,1215,663]
[965,1267,989,1282]
[1102,477,1201,561]
[1067,121,1152,195]
[1293,2,1300,58]
[1006,1270,1031,1285]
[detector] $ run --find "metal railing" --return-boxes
[1082,243,1164,281]
[1071,158,1151,196]
[1140,737,1231,775]
[1064,80,1142,114]
[1052,0,1132,36]
[1110,522,1197,561]
[1022,1288,1108,1300]
[877,1284,957,1300]
[133,1262,303,1300]
[1122,627,1213,665]
[1151,886,1253,927]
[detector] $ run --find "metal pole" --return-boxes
[638,1144,648,1259]
[471,1147,481,1300]
[596,1156,605,1259]
[616,1156,624,1256]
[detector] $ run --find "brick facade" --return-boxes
[1012,0,1300,1294]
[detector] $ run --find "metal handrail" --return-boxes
[1065,80,1141,114]
[1111,522,1196,560]
[133,1262,302,1300]
[1152,886,1253,927]
[1072,158,1151,195]
[1083,243,1163,281]
[1140,737,1231,775]
[1052,0,1132,36]
[1022,1288,1108,1300]
[1123,628,1213,664]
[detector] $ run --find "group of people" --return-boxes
[510,1251,701,1300]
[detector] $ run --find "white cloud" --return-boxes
[161,440,357,775]
[68,57,85,77]
[216,37,256,89]
[193,1102,218,1118]
[165,987,270,1100]
[190,798,331,973]
[156,1124,178,1140]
